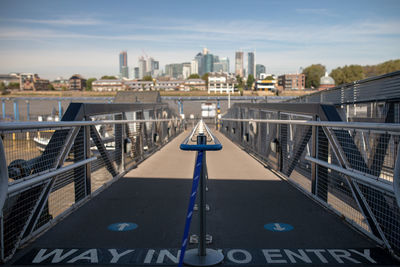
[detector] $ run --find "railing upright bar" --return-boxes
[198,134,207,257]
[179,120,224,267]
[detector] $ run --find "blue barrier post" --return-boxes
[58,100,62,121]
[13,99,19,121]
[26,100,30,121]
[2,99,5,120]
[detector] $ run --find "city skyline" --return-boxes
[0,0,399,79]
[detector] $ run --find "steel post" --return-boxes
[58,101,62,121]
[26,100,30,121]
[1,99,5,119]
[84,125,92,196]
[311,115,317,195]
[197,134,207,256]
[13,100,19,121]
[183,129,224,266]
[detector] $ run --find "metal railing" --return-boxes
[221,103,400,259]
[288,70,400,106]
[0,102,184,262]
[178,120,224,266]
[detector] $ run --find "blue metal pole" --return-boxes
[13,99,19,121]
[2,100,5,120]
[180,99,184,115]
[58,100,62,120]
[26,100,30,121]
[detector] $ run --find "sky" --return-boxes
[0,0,399,80]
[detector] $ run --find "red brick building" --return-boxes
[69,74,87,90]
[278,74,305,90]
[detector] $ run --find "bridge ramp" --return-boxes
[8,130,396,266]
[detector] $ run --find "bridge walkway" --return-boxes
[8,130,394,266]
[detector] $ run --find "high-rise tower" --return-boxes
[119,51,128,78]
[235,51,244,77]
[247,52,255,77]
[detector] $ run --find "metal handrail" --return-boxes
[221,118,400,132]
[180,120,222,151]
[0,118,179,131]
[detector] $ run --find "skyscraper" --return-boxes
[220,57,230,73]
[138,56,146,79]
[235,51,244,77]
[195,53,203,76]
[119,51,128,78]
[134,67,139,79]
[247,52,255,77]
[256,64,266,79]
[182,63,191,79]
[191,60,199,75]
[203,54,214,74]
[146,57,154,76]
[165,63,183,79]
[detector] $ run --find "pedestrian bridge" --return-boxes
[1,100,400,266]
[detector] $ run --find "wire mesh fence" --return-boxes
[220,103,400,258]
[0,104,183,262]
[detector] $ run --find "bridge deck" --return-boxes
[8,131,396,266]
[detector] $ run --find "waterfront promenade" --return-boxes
[7,130,394,266]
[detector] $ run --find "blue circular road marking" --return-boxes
[264,223,293,232]
[108,222,138,232]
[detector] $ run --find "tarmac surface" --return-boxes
[7,130,398,266]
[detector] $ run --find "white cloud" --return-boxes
[0,17,103,26]
[0,16,399,79]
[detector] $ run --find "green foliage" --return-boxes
[188,74,200,79]
[101,75,117,80]
[61,86,68,91]
[201,73,209,82]
[246,74,255,89]
[236,75,244,89]
[330,65,364,86]
[363,59,400,78]
[0,82,9,95]
[7,82,20,89]
[302,64,326,89]
[329,59,400,86]
[0,82,6,92]
[265,75,274,80]
[142,75,153,81]
[86,78,97,91]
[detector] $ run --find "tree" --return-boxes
[302,64,326,89]
[236,75,244,89]
[246,74,255,90]
[330,65,364,85]
[101,75,117,80]
[188,74,200,79]
[142,75,153,81]
[201,73,209,82]
[265,75,274,80]
[7,82,20,89]
[0,82,6,94]
[363,59,400,78]
[86,78,97,91]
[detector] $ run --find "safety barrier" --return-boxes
[0,102,183,262]
[221,103,400,259]
[178,120,223,266]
